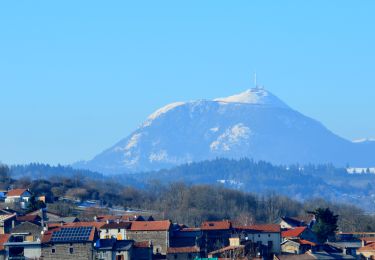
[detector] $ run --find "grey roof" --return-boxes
[327,241,362,249]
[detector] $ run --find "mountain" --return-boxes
[74,88,375,174]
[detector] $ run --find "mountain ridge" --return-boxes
[74,88,375,174]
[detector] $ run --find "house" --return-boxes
[5,189,32,209]
[41,225,99,260]
[170,227,203,248]
[0,214,16,234]
[235,224,281,255]
[0,234,10,260]
[280,215,315,229]
[166,246,202,260]
[357,242,375,259]
[281,239,317,254]
[94,238,134,260]
[4,225,43,259]
[201,220,232,253]
[282,227,317,242]
[127,220,171,255]
[10,221,43,241]
[100,221,132,240]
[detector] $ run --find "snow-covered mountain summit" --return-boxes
[214,88,289,108]
[74,88,375,174]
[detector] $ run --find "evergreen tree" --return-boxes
[310,208,338,243]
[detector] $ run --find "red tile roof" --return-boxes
[130,220,171,231]
[167,246,201,253]
[64,221,106,229]
[0,234,10,251]
[360,237,375,245]
[236,224,280,233]
[282,227,307,238]
[201,220,232,230]
[16,215,41,222]
[358,242,375,252]
[208,245,245,255]
[297,239,317,246]
[7,189,28,197]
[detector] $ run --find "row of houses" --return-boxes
[0,188,374,259]
[0,206,285,260]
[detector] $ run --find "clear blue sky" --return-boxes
[1,1,374,165]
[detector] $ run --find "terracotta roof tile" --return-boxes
[209,245,245,255]
[7,189,28,197]
[282,227,307,238]
[201,220,232,230]
[358,242,375,252]
[0,234,10,251]
[16,215,41,222]
[64,221,106,229]
[297,239,317,246]
[130,220,171,231]
[360,237,375,245]
[167,246,201,253]
[236,224,280,233]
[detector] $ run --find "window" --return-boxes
[51,248,55,254]
[268,241,273,249]
[69,247,74,254]
[268,234,271,237]
[174,254,177,259]
[188,253,192,258]
[118,228,121,233]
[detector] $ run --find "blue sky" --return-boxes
[1,1,374,165]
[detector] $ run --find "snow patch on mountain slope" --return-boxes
[143,102,185,126]
[149,150,168,162]
[352,138,375,143]
[210,123,251,151]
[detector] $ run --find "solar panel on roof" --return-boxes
[50,227,92,243]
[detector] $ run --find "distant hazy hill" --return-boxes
[74,88,375,174]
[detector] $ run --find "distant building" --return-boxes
[100,221,131,240]
[94,238,133,260]
[127,220,172,255]
[201,220,232,253]
[0,214,16,234]
[41,225,99,260]
[5,189,32,209]
[4,223,43,259]
[235,224,281,255]
[281,239,317,254]
[279,215,315,229]
[282,227,317,243]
